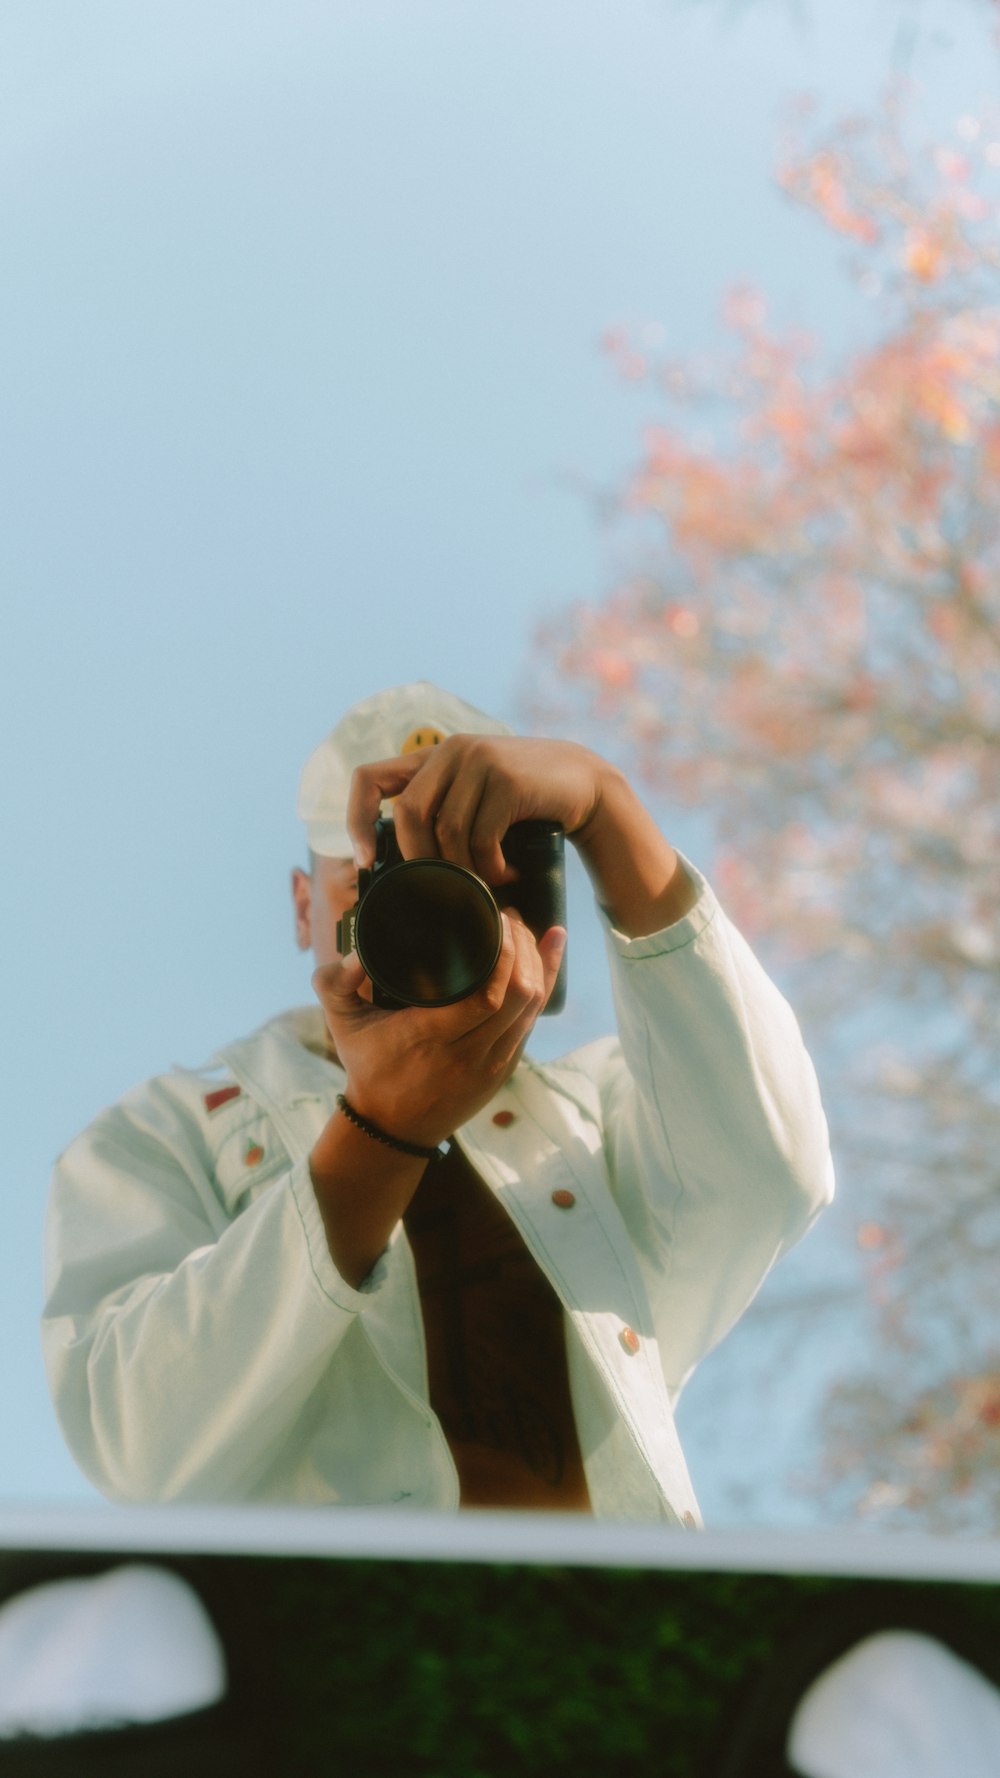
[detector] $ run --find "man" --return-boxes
[43,682,833,1521]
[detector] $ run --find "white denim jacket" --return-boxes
[42,865,833,1523]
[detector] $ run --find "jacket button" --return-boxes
[619,1326,641,1355]
[682,1511,698,1529]
[492,1110,516,1127]
[551,1189,576,1209]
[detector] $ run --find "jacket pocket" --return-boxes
[211,1109,291,1213]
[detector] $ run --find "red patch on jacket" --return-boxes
[203,1084,242,1114]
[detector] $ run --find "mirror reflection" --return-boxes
[7,0,998,1533]
[42,680,832,1517]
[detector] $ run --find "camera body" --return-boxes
[336,817,567,1014]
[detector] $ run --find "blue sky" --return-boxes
[3,0,995,1514]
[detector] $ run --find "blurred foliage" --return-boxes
[256,1557,796,1774]
[534,84,1000,1530]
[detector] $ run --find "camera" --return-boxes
[336,817,567,1013]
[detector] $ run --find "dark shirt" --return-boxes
[403,1141,591,1510]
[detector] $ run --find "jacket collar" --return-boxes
[213,1006,345,1109]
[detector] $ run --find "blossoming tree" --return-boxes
[537,92,1000,1528]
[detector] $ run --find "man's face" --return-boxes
[291,855,359,968]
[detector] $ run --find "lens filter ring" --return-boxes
[353,857,503,1008]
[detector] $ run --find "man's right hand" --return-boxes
[312,909,566,1150]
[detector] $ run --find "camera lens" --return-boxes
[354,859,502,1007]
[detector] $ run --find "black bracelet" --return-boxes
[336,1093,442,1162]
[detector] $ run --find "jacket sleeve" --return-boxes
[591,858,834,1393]
[41,1075,374,1503]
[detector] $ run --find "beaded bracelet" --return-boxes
[336,1093,443,1162]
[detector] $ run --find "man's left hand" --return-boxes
[346,732,698,939]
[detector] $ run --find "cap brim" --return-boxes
[305,821,354,859]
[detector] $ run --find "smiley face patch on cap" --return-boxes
[400,725,447,753]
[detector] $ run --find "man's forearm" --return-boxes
[572,764,699,937]
[310,1108,430,1288]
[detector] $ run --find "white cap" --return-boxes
[297,680,515,857]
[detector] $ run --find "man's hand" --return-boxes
[347,732,698,938]
[347,735,607,883]
[307,729,693,1286]
[313,908,567,1149]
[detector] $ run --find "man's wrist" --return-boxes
[309,1105,429,1194]
[336,1092,444,1161]
[571,766,698,937]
